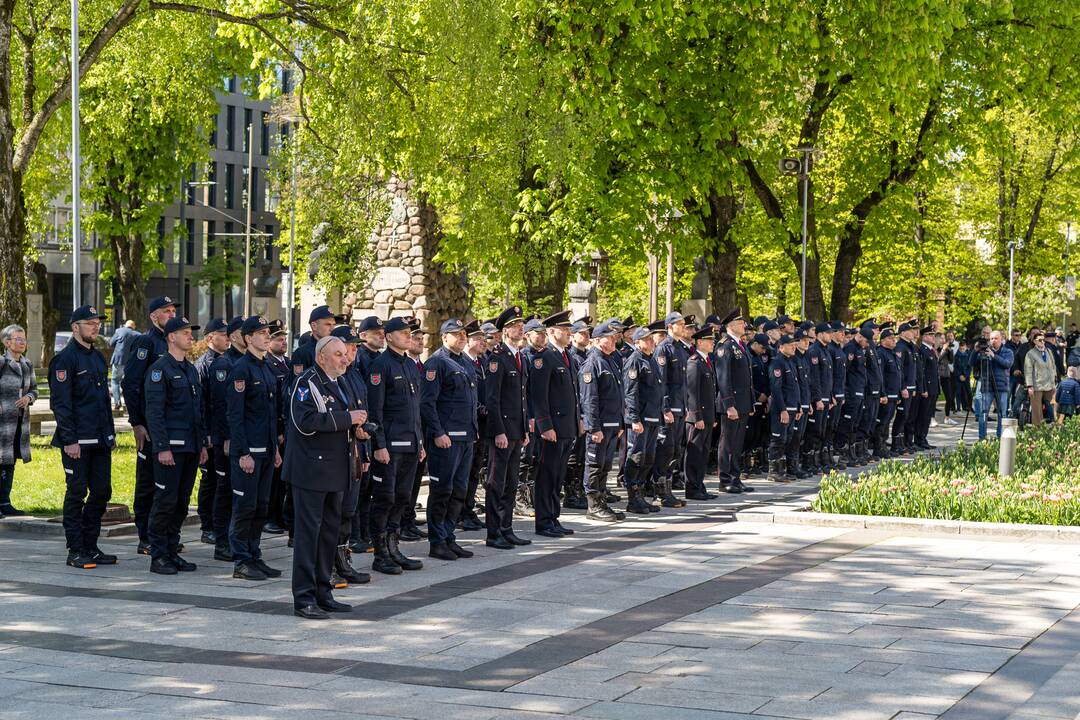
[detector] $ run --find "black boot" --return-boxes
[625,486,651,514]
[783,458,798,482]
[586,492,619,522]
[766,459,785,483]
[335,545,371,585]
[387,531,423,570]
[660,478,685,508]
[371,533,403,575]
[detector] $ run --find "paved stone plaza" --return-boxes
[1,425,1079,720]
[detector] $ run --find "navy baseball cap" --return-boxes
[751,333,770,347]
[762,320,780,332]
[148,295,181,314]
[591,321,619,339]
[70,304,106,323]
[226,316,246,336]
[778,333,796,346]
[631,326,652,342]
[440,318,466,335]
[164,316,199,335]
[241,316,270,336]
[776,314,793,325]
[309,305,344,324]
[705,314,723,326]
[330,325,359,343]
[480,322,498,336]
[358,315,384,333]
[859,328,874,340]
[647,319,667,333]
[524,318,546,334]
[880,329,896,340]
[794,329,809,340]
[384,316,412,333]
[570,320,591,334]
[663,311,684,326]
[752,315,768,327]
[204,317,227,335]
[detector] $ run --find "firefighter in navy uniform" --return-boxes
[857,323,884,465]
[915,326,940,449]
[516,318,548,517]
[226,316,283,581]
[122,295,178,555]
[578,320,625,522]
[713,310,755,495]
[876,329,902,458]
[265,321,292,535]
[766,335,800,483]
[898,322,923,452]
[807,324,834,472]
[826,322,848,471]
[351,315,386,551]
[684,326,718,499]
[891,322,916,454]
[838,327,866,465]
[652,312,691,507]
[483,306,532,549]
[50,305,117,569]
[207,317,246,561]
[563,318,592,511]
[746,334,772,475]
[622,321,667,514]
[614,316,636,492]
[144,317,207,575]
[291,305,344,374]
[420,319,480,561]
[366,316,426,575]
[459,320,490,532]
[787,330,812,479]
[194,317,227,544]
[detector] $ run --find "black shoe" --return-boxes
[287,536,294,548]
[398,526,423,542]
[660,494,685,508]
[87,547,118,565]
[66,551,98,569]
[535,528,564,538]
[262,523,285,535]
[726,483,743,494]
[734,481,755,493]
[502,530,532,546]
[233,562,268,581]
[294,604,329,620]
[253,559,282,578]
[317,598,353,613]
[459,517,484,532]
[684,489,710,500]
[486,536,514,549]
[137,542,151,556]
[150,557,178,575]
[388,532,423,570]
[0,504,25,517]
[562,496,588,510]
[553,522,574,536]
[170,554,197,572]
[646,501,661,513]
[604,491,621,504]
[586,502,619,522]
[429,541,458,560]
[214,545,233,562]
[447,540,474,558]
[200,531,216,545]
[372,534,403,575]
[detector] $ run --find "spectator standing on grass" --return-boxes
[108,320,137,410]
[1055,367,1079,420]
[0,324,36,518]
[1024,331,1057,428]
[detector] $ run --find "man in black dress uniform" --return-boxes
[714,310,754,494]
[684,326,718,500]
[578,320,625,522]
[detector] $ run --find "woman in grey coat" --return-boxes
[0,324,37,517]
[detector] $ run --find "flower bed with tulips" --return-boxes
[812,419,1080,525]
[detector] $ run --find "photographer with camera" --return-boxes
[972,330,1013,440]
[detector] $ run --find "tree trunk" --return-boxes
[0,5,26,329]
[698,188,739,316]
[520,238,569,314]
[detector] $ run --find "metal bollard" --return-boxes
[998,418,1018,477]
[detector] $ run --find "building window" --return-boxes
[183,279,191,311]
[279,68,292,94]
[224,75,237,93]
[243,109,252,153]
[260,112,270,155]
[224,164,235,209]
[209,113,218,147]
[208,162,217,207]
[186,164,196,205]
[204,220,216,258]
[226,106,235,150]
[264,225,274,261]
[185,218,195,265]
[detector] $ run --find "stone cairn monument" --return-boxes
[346,178,469,353]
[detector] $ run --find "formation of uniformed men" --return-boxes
[51,297,945,617]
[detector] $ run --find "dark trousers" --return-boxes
[652,412,686,483]
[212,444,232,544]
[486,438,523,539]
[565,432,586,498]
[717,414,747,486]
[903,391,919,445]
[534,436,573,531]
[746,403,768,455]
[623,423,659,489]
[133,443,156,543]
[785,409,807,464]
[402,457,424,527]
[369,451,419,536]
[464,420,488,519]
[337,476,361,544]
[892,396,909,445]
[943,377,956,416]
[956,376,972,412]
[291,487,342,609]
[827,395,844,447]
[61,447,112,552]
[615,430,628,487]
[683,423,711,491]
[584,428,619,496]
[197,446,218,531]
[350,468,375,542]
[426,440,474,545]
[838,395,863,447]
[268,447,289,528]
[915,389,937,443]
[228,454,274,564]
[149,451,198,561]
[858,392,880,441]
[768,406,791,461]
[876,397,897,448]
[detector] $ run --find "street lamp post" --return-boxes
[1007,239,1022,337]
[70,0,81,309]
[243,122,255,316]
[1064,222,1072,331]
[797,146,814,319]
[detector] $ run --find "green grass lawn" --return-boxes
[9,434,143,516]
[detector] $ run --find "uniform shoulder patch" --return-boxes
[533,357,543,369]
[582,371,593,384]
[848,353,854,361]
[370,373,381,386]
[426,369,437,382]
[489,360,499,373]
[773,368,782,377]
[627,367,638,380]
[151,369,162,382]
[296,386,309,402]
[293,364,304,375]
[811,357,818,364]
[55,369,67,382]
[657,355,667,366]
[895,351,902,358]
[233,379,245,392]
[137,347,148,360]
[215,369,226,381]
[717,348,725,357]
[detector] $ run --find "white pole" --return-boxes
[800,149,810,319]
[286,137,297,351]
[1008,242,1015,337]
[1064,222,1071,331]
[243,122,254,316]
[70,0,81,309]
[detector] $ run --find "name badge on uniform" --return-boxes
[151,370,162,382]
[297,386,309,401]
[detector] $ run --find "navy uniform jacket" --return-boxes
[580,347,624,433]
[655,337,691,416]
[623,349,663,425]
[267,352,291,427]
[285,365,358,492]
[355,344,382,376]
[464,352,488,420]
[768,354,799,412]
[920,344,940,396]
[829,341,848,400]
[485,342,529,441]
[291,335,317,375]
[897,339,917,395]
[145,353,205,455]
[571,345,589,366]
[878,345,903,397]
[209,347,245,446]
[367,348,423,453]
[617,342,634,366]
[529,344,580,439]
[844,340,867,397]
[864,342,882,394]
[49,340,115,449]
[715,334,754,415]
[685,352,717,427]
[794,351,812,407]
[420,347,479,442]
[341,363,371,465]
[750,351,770,401]
[226,352,280,458]
[194,348,221,444]
[121,326,167,427]
[807,341,833,404]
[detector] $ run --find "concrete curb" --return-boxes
[736,510,1080,539]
